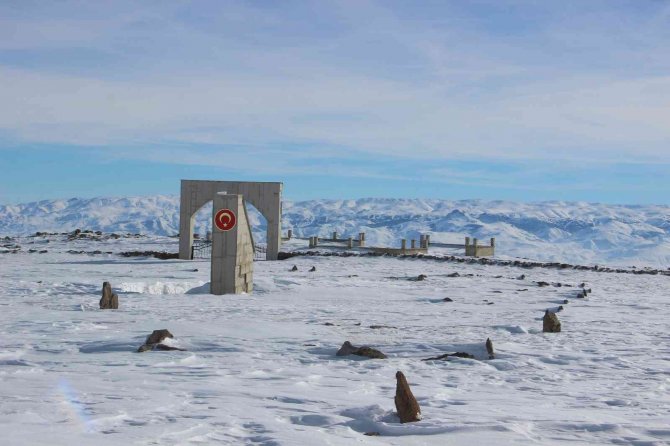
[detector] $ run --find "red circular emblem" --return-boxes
[214,209,237,231]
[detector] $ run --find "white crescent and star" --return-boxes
[214,209,236,231]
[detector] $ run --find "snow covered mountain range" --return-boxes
[1,196,669,266]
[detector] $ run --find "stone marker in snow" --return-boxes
[99,281,118,309]
[336,341,387,359]
[395,371,421,423]
[486,338,494,359]
[543,310,562,333]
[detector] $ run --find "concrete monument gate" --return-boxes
[211,193,253,294]
[179,180,282,261]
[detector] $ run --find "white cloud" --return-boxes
[1,0,670,166]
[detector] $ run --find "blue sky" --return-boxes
[1,0,669,204]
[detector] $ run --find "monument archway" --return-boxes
[179,180,282,260]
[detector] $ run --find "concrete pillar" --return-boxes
[347,237,353,249]
[308,237,314,248]
[313,236,318,247]
[359,232,366,247]
[426,234,430,247]
[411,239,416,249]
[401,239,407,251]
[287,229,292,239]
[465,236,470,247]
[333,231,338,241]
[490,237,495,247]
[211,193,253,295]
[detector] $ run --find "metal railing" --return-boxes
[191,239,266,261]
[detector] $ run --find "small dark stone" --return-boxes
[543,310,561,333]
[422,351,474,361]
[336,341,387,359]
[416,274,427,281]
[517,274,526,280]
[192,268,199,272]
[137,329,181,352]
[447,272,460,278]
[356,346,388,359]
[395,371,421,423]
[443,297,453,302]
[537,281,550,287]
[290,265,298,272]
[563,299,569,304]
[369,325,396,329]
[144,329,173,345]
[324,322,335,326]
[309,266,316,272]
[487,302,494,305]
[336,341,357,356]
[99,281,119,309]
[153,344,186,351]
[364,432,381,436]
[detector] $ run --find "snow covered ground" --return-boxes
[1,235,668,445]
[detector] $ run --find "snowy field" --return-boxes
[1,235,669,445]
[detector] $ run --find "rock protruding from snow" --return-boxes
[486,338,494,359]
[394,371,421,423]
[543,311,562,333]
[137,329,185,352]
[336,341,387,359]
[422,351,475,361]
[99,281,119,309]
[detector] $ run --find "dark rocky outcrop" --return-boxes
[99,281,119,309]
[416,274,427,281]
[119,250,178,260]
[290,265,298,272]
[443,297,454,302]
[394,371,421,423]
[336,341,387,359]
[543,311,561,333]
[309,266,316,272]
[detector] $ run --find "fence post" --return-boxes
[347,237,353,249]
